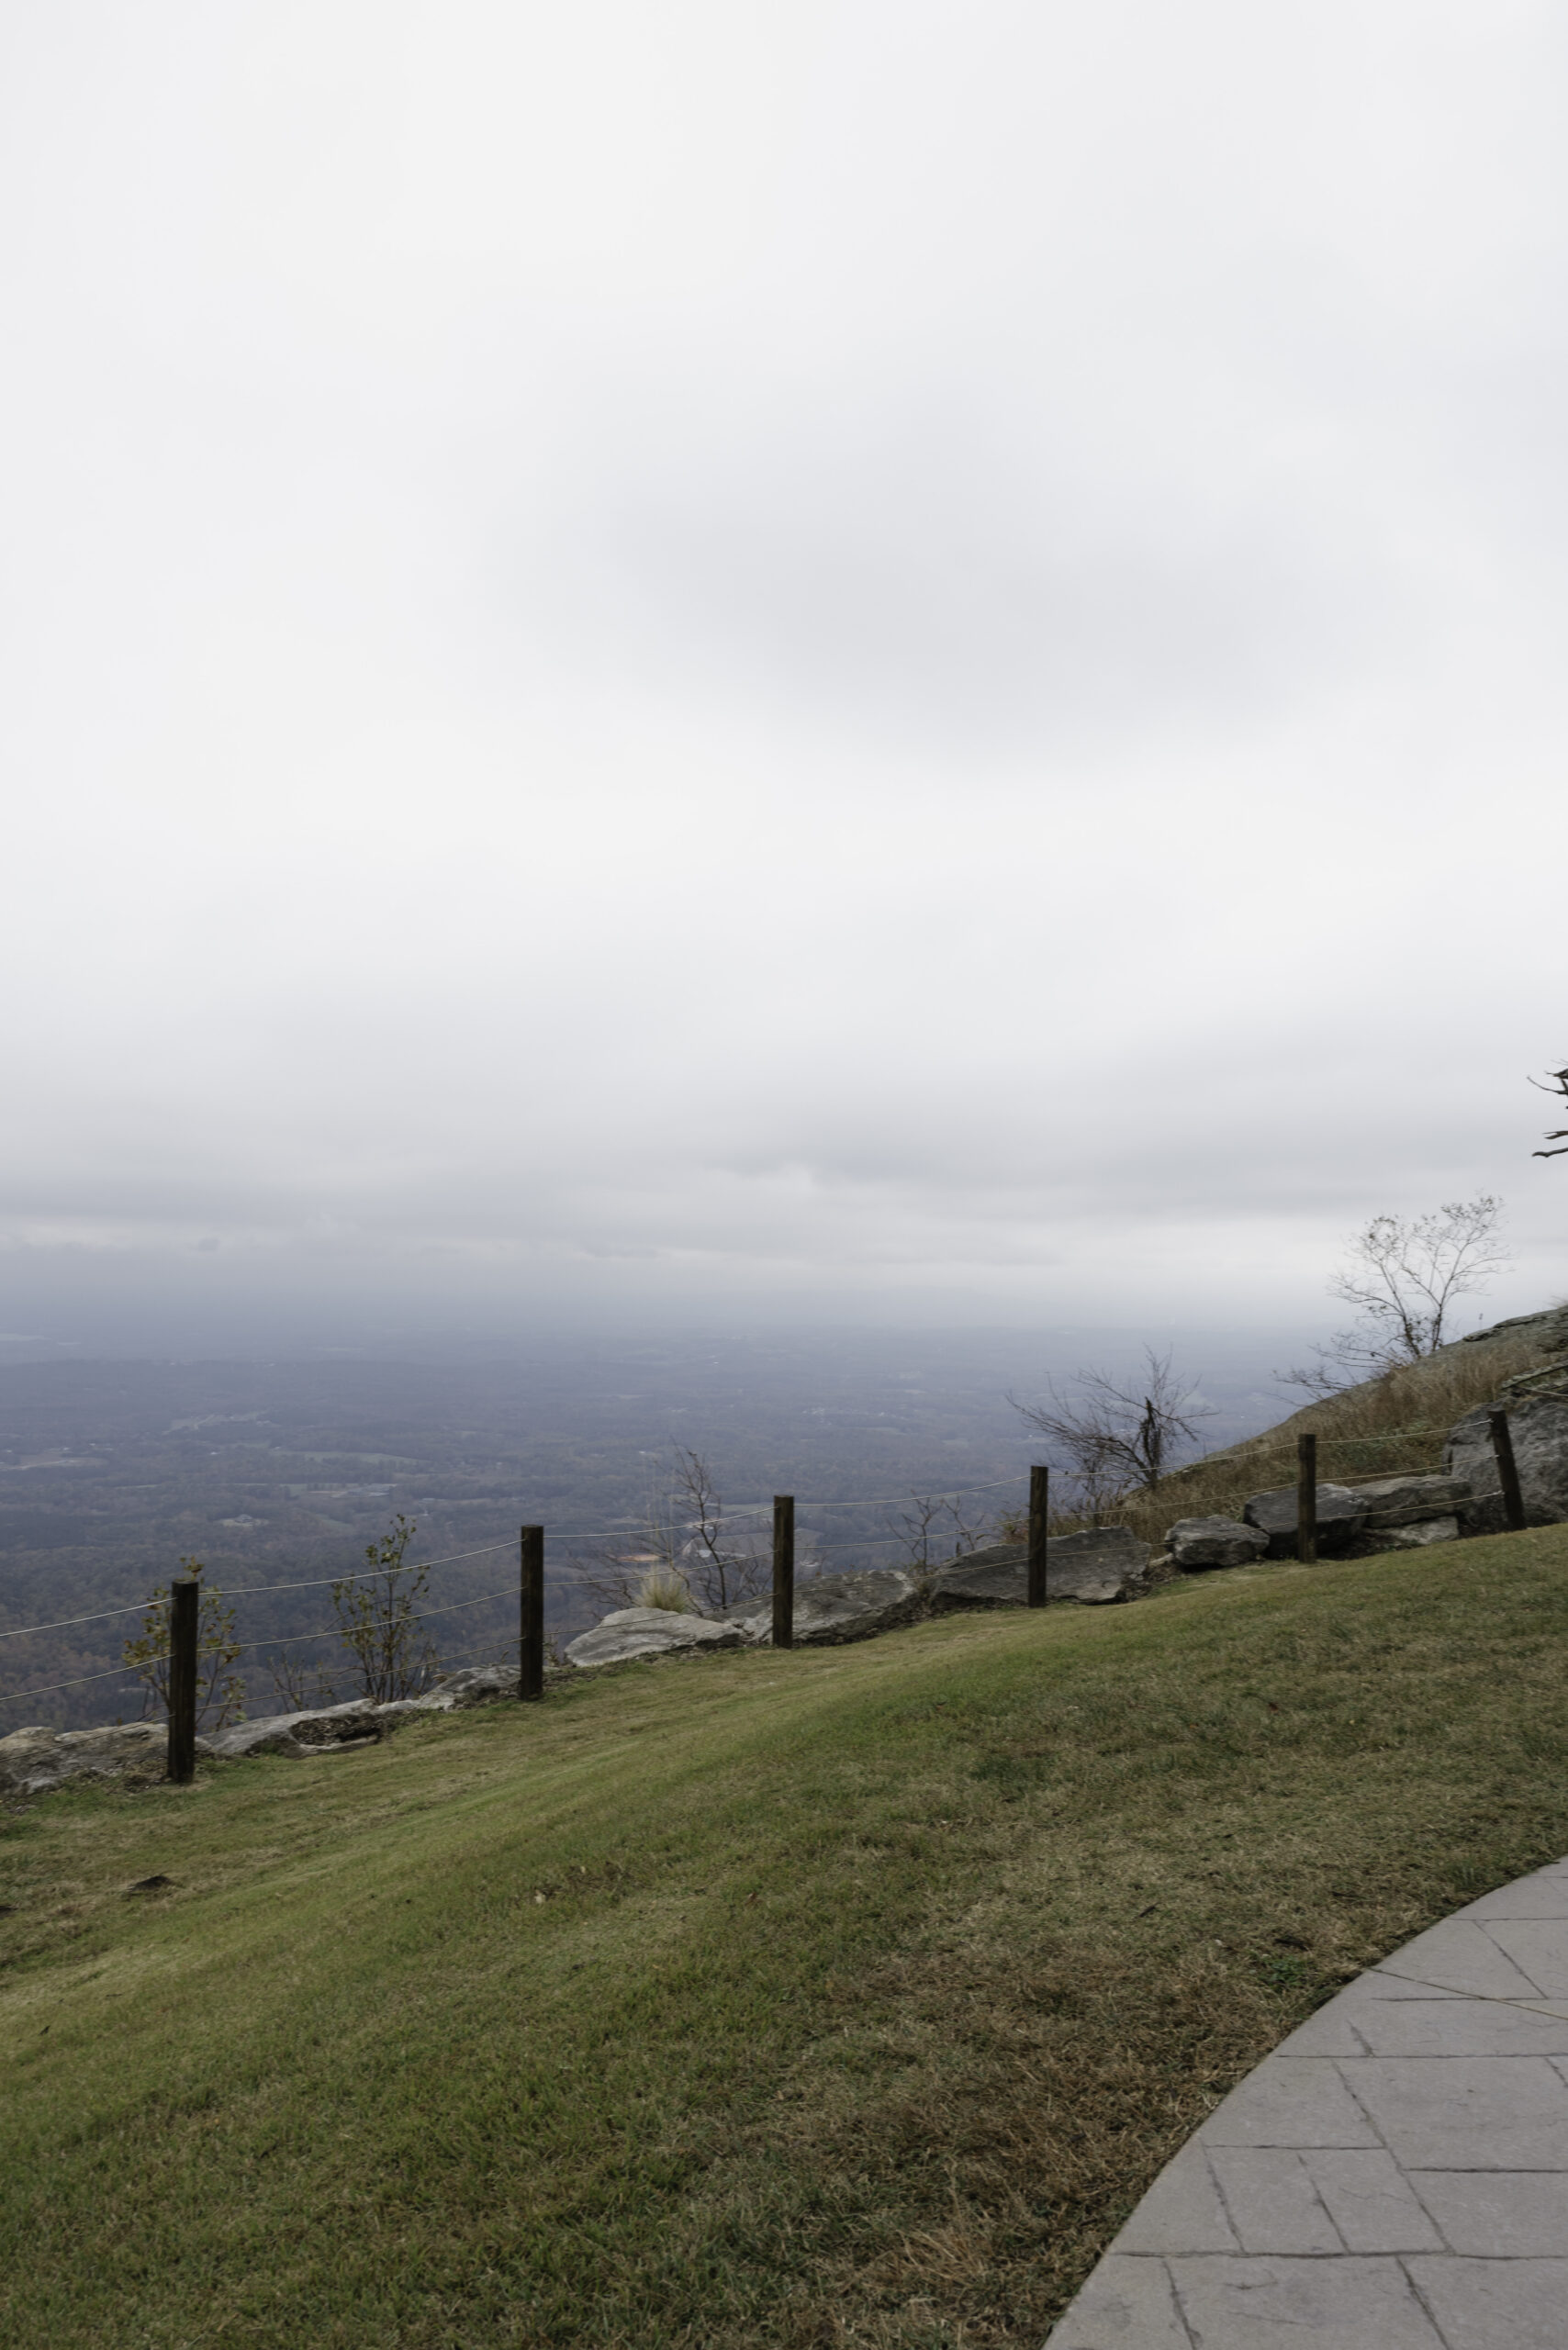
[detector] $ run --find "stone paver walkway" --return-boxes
[1046,1856,1568,2347]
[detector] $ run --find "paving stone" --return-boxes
[1048,2255,1193,2346]
[1300,2149,1445,2253]
[1346,1995,1568,2058]
[1484,1918,1568,1997]
[1404,2253,1568,2350]
[1459,1871,1568,1922]
[1112,2144,1238,2254]
[1409,2169,1568,2255]
[1168,2255,1448,2347]
[1206,2147,1342,2252]
[1196,2058,1382,2149]
[1375,1918,1549,1999]
[1271,2000,1370,2057]
[1343,2054,1568,2170]
[1334,1968,1463,2004]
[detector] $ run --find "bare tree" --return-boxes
[1531,1065,1568,1160]
[576,1447,769,1616]
[1280,1195,1510,1396]
[884,1491,995,1572]
[1009,1348,1215,1523]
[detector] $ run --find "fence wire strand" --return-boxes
[3,1453,1297,1712]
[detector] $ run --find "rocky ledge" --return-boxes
[0,1664,520,1797]
[565,1536,1155,1670]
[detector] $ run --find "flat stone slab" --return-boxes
[927,1528,1148,1609]
[1242,1483,1367,1559]
[1047,1854,1568,2347]
[1341,1473,1472,1528]
[565,1606,744,1668]
[716,1567,922,1647]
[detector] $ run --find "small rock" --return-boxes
[1242,1483,1368,1560]
[1164,1516,1270,1571]
[126,1874,174,1896]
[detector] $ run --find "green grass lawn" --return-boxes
[6,1528,1568,2348]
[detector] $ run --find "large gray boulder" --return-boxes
[1242,1483,1367,1560]
[1164,1516,1269,1570]
[1340,1472,1472,1528]
[927,1528,1148,1609]
[718,1567,923,1647]
[0,1719,174,1796]
[565,1606,744,1669]
[1446,1394,1568,1532]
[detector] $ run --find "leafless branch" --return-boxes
[1009,1348,1215,1522]
[884,1492,995,1572]
[572,1447,769,1616]
[1529,1068,1568,1157]
[1278,1196,1509,1393]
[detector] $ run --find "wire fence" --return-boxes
[0,1470,1036,1715]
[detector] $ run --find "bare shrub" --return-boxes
[576,1447,768,1617]
[884,1491,997,1572]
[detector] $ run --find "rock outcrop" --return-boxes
[927,1528,1149,1609]
[208,1664,523,1755]
[2,1665,524,1792]
[0,1719,178,1796]
[564,1606,745,1669]
[715,1567,924,1648]
[1164,1516,1270,1571]
[1242,1482,1368,1560]
[1446,1393,1568,1533]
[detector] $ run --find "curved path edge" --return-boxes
[1046,1854,1568,2348]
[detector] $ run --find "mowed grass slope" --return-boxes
[6,1532,1568,2348]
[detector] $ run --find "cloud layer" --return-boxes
[2,1,1565,1339]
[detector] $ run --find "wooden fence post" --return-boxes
[1027,1464,1049,1606]
[1296,1434,1317,1564]
[1488,1409,1529,1532]
[519,1525,544,1700]
[167,1577,198,1785]
[772,1495,794,1651]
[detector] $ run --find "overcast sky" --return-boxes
[2,0,1565,1344]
